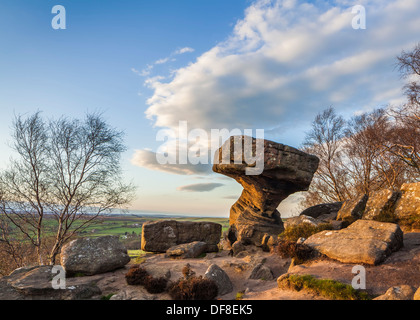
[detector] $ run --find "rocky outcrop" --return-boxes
[165,241,208,259]
[362,189,401,221]
[394,183,420,220]
[336,194,368,221]
[304,220,403,265]
[141,220,222,253]
[60,236,130,276]
[204,264,233,296]
[213,136,319,246]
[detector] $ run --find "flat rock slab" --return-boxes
[304,220,403,265]
[141,220,222,252]
[61,236,130,276]
[0,266,102,300]
[165,241,208,259]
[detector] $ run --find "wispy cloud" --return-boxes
[177,182,224,192]
[133,46,196,79]
[174,47,195,55]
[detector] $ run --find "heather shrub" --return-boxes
[125,265,150,285]
[168,276,218,300]
[274,239,314,264]
[144,275,168,294]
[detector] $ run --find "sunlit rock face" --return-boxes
[213,136,319,246]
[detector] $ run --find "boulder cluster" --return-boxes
[1,136,419,301]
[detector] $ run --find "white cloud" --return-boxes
[130,149,212,175]
[155,57,170,65]
[143,0,419,141]
[174,47,195,55]
[176,182,224,192]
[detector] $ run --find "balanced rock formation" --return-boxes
[141,220,222,253]
[304,220,403,265]
[60,236,130,276]
[213,136,319,246]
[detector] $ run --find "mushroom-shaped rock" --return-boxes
[212,136,319,246]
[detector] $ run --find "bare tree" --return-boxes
[0,112,135,265]
[303,107,351,205]
[385,43,420,176]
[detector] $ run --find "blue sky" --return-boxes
[0,0,419,217]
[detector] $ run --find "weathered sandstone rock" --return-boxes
[165,241,208,259]
[204,264,233,295]
[0,266,102,300]
[336,194,368,221]
[284,215,320,229]
[362,189,401,220]
[213,136,319,246]
[394,183,420,220]
[414,287,420,300]
[304,220,403,265]
[61,236,130,276]
[141,220,221,253]
[373,285,416,300]
[248,263,274,280]
[300,202,343,219]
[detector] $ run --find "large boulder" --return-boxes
[336,194,368,222]
[213,136,319,246]
[362,189,401,221]
[141,220,222,253]
[394,183,420,220]
[60,236,130,276]
[304,220,404,265]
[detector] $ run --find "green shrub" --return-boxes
[101,293,115,300]
[278,274,371,300]
[235,291,245,300]
[279,222,333,243]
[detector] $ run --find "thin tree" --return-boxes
[302,107,351,205]
[0,112,135,265]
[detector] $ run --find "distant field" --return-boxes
[77,215,230,239]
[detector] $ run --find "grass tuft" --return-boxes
[278,274,371,300]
